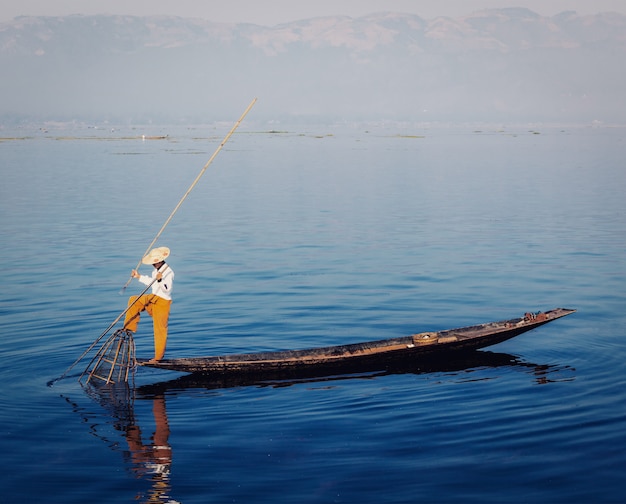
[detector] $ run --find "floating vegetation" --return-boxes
[53,135,171,141]
[0,136,35,142]
[0,134,172,142]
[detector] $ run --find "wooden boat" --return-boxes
[138,308,575,377]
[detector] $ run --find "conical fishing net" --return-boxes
[81,329,136,385]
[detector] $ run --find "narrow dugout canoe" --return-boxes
[138,308,575,376]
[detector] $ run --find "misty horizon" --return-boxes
[1,9,625,126]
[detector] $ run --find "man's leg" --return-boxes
[124,295,147,332]
[148,298,171,361]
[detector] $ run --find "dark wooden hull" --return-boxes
[138,308,575,377]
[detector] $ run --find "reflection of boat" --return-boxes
[139,308,575,378]
[136,349,574,396]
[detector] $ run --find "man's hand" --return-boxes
[131,269,140,279]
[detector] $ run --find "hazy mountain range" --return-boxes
[1,8,625,124]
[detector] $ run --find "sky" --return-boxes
[2,0,626,25]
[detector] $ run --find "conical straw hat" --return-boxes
[142,246,170,265]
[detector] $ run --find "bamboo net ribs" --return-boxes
[81,329,136,385]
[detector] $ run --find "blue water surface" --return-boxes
[1,122,625,503]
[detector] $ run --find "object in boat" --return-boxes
[138,308,575,377]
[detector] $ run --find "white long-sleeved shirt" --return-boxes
[138,264,174,301]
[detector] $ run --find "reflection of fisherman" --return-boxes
[124,247,174,363]
[125,394,173,503]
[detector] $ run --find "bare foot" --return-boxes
[146,358,161,364]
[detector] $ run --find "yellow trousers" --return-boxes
[124,295,172,360]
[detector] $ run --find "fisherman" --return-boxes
[124,246,174,363]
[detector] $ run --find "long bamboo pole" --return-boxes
[121,97,257,292]
[48,99,257,386]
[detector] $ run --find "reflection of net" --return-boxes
[82,329,136,384]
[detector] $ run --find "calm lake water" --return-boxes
[1,122,625,503]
